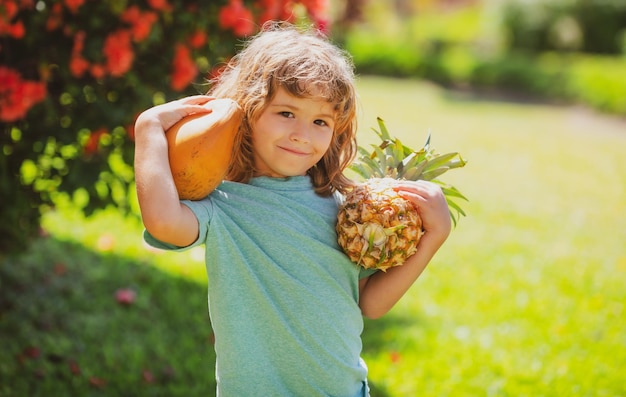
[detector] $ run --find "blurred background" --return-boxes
[1,1,625,396]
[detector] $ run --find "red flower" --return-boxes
[72,30,86,53]
[83,128,108,155]
[0,66,46,122]
[188,29,207,49]
[170,43,198,91]
[69,31,90,77]
[69,55,90,77]
[0,0,25,38]
[121,6,158,42]
[219,0,255,37]
[19,81,46,109]
[254,0,283,24]
[89,377,107,389]
[64,0,84,14]
[300,0,328,16]
[300,0,330,31]
[115,288,137,305]
[125,121,136,141]
[147,0,171,12]
[142,369,155,383]
[103,30,134,76]
[69,360,81,376]
[0,67,20,91]
[120,6,141,24]
[90,64,106,79]
[0,20,24,38]
[45,3,63,31]
[0,1,19,21]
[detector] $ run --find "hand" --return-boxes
[394,180,451,242]
[136,95,216,132]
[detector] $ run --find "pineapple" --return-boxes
[337,118,468,271]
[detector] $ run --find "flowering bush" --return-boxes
[0,0,329,253]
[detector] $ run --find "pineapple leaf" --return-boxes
[357,146,371,157]
[349,163,373,180]
[351,117,469,226]
[440,185,469,201]
[372,145,389,176]
[446,198,467,227]
[360,155,385,178]
[448,199,467,217]
[423,152,462,173]
[446,158,468,170]
[423,131,432,151]
[376,117,392,141]
[421,167,450,181]
[392,139,405,167]
[401,158,429,181]
[396,152,412,178]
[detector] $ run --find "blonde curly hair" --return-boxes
[208,22,358,196]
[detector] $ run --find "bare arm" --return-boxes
[134,95,214,247]
[358,180,451,319]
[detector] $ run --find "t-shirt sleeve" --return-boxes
[143,198,213,251]
[358,267,379,279]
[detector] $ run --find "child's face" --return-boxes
[251,86,335,178]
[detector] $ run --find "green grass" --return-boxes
[2,76,625,396]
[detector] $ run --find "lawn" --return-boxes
[1,76,625,396]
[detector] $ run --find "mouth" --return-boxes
[279,146,310,156]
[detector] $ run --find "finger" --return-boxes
[393,179,431,191]
[397,190,427,207]
[179,95,215,106]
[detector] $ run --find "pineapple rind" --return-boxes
[336,178,423,271]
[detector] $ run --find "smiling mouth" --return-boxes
[280,146,309,156]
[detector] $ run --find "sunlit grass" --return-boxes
[356,76,626,396]
[40,76,626,396]
[44,198,207,282]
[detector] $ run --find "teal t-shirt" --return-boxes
[144,176,376,397]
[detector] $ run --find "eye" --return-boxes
[314,119,330,127]
[279,111,294,118]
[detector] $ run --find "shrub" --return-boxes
[0,0,328,254]
[502,0,626,54]
[469,52,566,96]
[341,2,626,116]
[565,54,626,114]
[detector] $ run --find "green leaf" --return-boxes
[376,117,392,141]
[349,163,370,180]
[357,146,371,158]
[447,156,468,170]
[372,145,389,176]
[401,159,429,181]
[360,156,384,177]
[440,185,469,201]
[446,198,467,228]
[423,131,432,151]
[421,167,450,181]
[423,152,462,173]
[446,198,467,217]
[351,117,469,226]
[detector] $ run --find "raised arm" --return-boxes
[134,96,213,247]
[358,180,451,319]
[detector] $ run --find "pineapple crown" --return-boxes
[350,117,469,226]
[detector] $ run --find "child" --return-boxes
[134,22,451,397]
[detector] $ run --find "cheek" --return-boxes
[317,131,334,154]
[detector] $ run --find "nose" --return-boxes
[289,120,311,144]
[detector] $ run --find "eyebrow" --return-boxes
[270,102,335,120]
